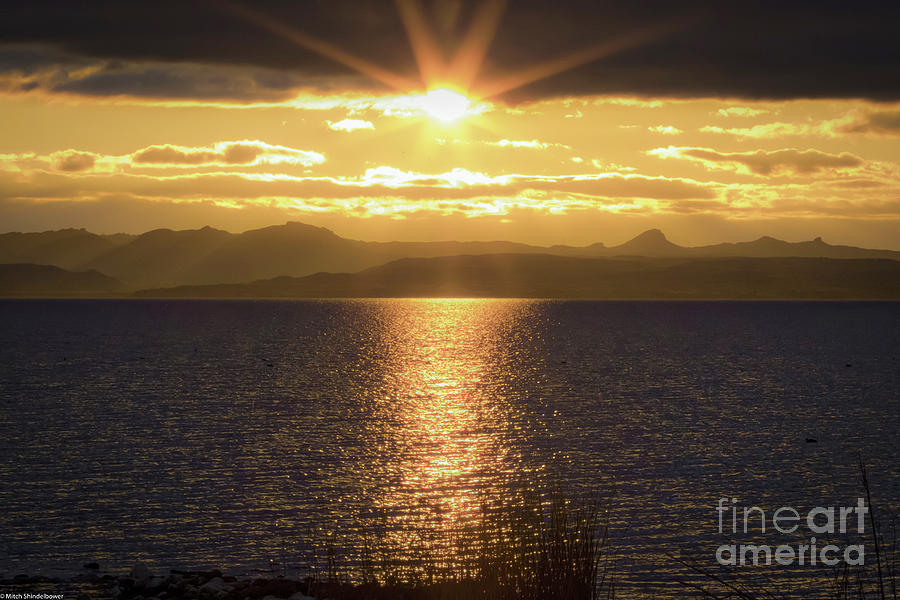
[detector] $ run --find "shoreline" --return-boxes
[1,567,319,600]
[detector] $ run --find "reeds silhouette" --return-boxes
[301,492,615,600]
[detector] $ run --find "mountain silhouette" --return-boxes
[1,222,898,288]
[0,228,133,270]
[86,226,233,287]
[605,228,685,256]
[135,255,900,300]
[0,263,125,296]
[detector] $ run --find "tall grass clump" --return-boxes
[302,491,616,600]
[828,459,897,600]
[466,493,614,600]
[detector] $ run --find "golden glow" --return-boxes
[2,85,900,248]
[418,88,472,123]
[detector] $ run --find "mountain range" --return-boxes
[133,255,900,300]
[1,222,898,291]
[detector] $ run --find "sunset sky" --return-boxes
[1,0,899,248]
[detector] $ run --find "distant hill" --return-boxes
[682,235,900,259]
[581,229,900,260]
[2,222,898,288]
[0,223,559,287]
[0,228,133,270]
[135,255,900,300]
[0,263,125,296]
[86,226,233,287]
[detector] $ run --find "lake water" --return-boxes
[1,299,898,597]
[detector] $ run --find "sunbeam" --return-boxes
[214,0,690,109]
[394,0,448,87]
[446,0,508,90]
[215,0,418,91]
[475,18,696,99]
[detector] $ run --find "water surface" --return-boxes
[1,299,897,597]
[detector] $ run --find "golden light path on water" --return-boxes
[355,299,542,568]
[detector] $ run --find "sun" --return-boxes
[419,88,472,123]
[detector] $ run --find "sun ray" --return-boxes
[215,0,418,91]
[394,0,448,87]
[475,18,695,99]
[214,0,693,120]
[446,0,508,90]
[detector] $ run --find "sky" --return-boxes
[1,0,899,248]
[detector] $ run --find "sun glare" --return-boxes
[420,88,472,123]
[223,0,687,114]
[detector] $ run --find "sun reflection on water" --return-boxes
[358,299,540,564]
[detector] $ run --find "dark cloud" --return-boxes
[0,45,363,101]
[132,146,222,164]
[56,63,295,100]
[0,0,897,101]
[676,148,863,175]
[525,176,716,200]
[222,144,264,164]
[842,110,900,135]
[829,179,887,189]
[53,151,96,172]
[0,44,91,75]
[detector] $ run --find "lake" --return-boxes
[1,299,898,597]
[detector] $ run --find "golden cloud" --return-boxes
[699,122,816,138]
[326,118,374,132]
[648,125,682,135]
[0,163,716,207]
[715,107,771,118]
[131,141,325,167]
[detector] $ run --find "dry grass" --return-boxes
[300,492,615,600]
